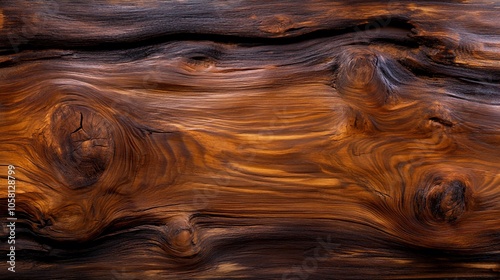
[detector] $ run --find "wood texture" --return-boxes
[1,1,499,279]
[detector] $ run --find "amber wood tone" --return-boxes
[1,0,499,279]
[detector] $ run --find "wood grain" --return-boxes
[0,1,499,279]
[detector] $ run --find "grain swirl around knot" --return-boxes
[0,1,499,278]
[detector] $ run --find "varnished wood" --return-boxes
[0,1,499,279]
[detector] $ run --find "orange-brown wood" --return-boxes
[0,1,499,279]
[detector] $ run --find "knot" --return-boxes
[259,14,295,34]
[38,204,100,241]
[162,216,198,258]
[335,49,390,108]
[49,105,114,188]
[415,176,472,223]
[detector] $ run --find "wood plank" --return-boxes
[0,1,499,279]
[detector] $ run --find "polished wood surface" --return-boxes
[0,1,499,279]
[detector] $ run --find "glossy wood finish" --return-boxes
[0,1,499,279]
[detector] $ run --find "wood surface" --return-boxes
[1,0,499,279]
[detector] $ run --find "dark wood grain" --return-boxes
[1,1,499,279]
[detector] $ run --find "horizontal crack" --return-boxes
[429,117,453,127]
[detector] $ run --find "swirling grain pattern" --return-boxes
[0,0,499,279]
